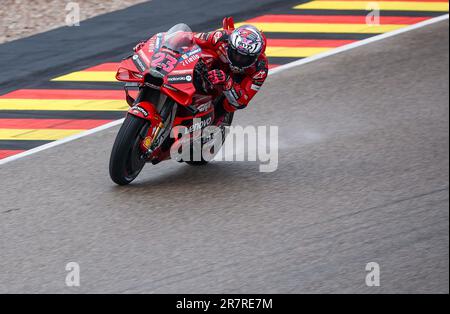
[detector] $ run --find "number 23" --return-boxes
[151,52,177,72]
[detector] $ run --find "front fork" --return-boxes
[125,84,177,160]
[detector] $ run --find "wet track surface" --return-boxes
[0,21,449,293]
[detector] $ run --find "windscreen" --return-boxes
[149,23,194,78]
[162,23,194,53]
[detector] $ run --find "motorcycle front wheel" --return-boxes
[109,114,149,185]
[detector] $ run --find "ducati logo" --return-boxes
[197,102,211,112]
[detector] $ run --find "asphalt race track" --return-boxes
[0,16,448,293]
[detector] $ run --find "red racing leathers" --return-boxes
[193,30,269,113]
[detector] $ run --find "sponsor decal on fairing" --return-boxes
[131,105,148,117]
[167,75,193,84]
[132,54,147,72]
[181,54,200,66]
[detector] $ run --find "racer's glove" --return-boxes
[133,41,146,52]
[207,69,227,85]
[221,76,246,111]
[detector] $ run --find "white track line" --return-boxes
[0,14,448,166]
[0,119,124,165]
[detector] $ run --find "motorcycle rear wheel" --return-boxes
[186,112,234,166]
[109,115,149,185]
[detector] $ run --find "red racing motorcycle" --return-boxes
[109,19,235,185]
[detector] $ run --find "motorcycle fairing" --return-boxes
[128,101,162,126]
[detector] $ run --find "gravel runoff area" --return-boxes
[0,0,149,43]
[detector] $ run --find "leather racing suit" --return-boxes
[193,29,269,113]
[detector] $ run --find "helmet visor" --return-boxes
[227,46,256,69]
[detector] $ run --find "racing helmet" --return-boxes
[227,25,265,72]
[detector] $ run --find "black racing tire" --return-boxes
[109,115,149,185]
[185,159,209,166]
[184,139,209,166]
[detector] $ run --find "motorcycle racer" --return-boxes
[112,22,266,184]
[193,23,268,117]
[133,19,268,121]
